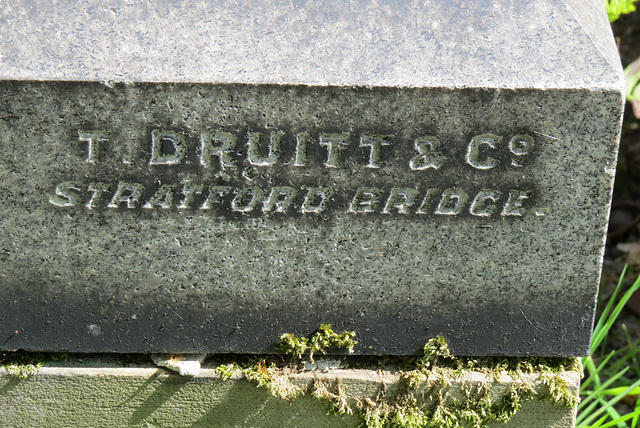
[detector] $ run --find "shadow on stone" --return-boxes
[128,373,190,426]
[190,380,359,428]
[0,376,23,395]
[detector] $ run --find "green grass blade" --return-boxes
[599,386,640,396]
[581,351,617,391]
[591,266,627,353]
[578,378,640,427]
[633,393,640,428]
[586,414,608,428]
[578,367,630,414]
[578,395,623,428]
[595,411,637,428]
[601,343,640,376]
[592,269,640,355]
[579,267,640,428]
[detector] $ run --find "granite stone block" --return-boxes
[0,0,625,355]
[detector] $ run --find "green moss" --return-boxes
[0,351,46,378]
[216,363,238,380]
[243,360,300,400]
[540,372,580,408]
[279,324,357,362]
[0,334,579,427]
[3,362,43,378]
[311,378,353,415]
[238,334,580,428]
[51,353,71,362]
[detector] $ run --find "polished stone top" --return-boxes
[0,0,624,90]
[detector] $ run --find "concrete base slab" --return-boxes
[0,356,579,427]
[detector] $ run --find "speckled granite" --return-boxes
[0,1,624,356]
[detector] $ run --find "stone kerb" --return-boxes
[0,356,580,428]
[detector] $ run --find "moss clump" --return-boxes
[0,351,46,378]
[279,324,357,361]
[540,372,580,408]
[312,378,353,415]
[340,337,580,428]
[244,360,300,400]
[224,325,357,400]
[216,363,238,380]
[224,333,580,428]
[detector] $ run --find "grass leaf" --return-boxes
[579,267,640,428]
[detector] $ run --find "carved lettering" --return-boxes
[301,187,332,213]
[360,134,393,168]
[50,180,539,218]
[247,131,283,166]
[143,184,176,209]
[501,190,531,216]
[178,183,203,209]
[54,128,544,219]
[86,182,110,209]
[49,181,82,207]
[319,133,349,168]
[416,189,438,215]
[469,190,501,217]
[409,137,447,170]
[70,129,536,171]
[149,130,186,165]
[263,187,298,213]
[348,188,383,213]
[231,187,264,212]
[293,132,310,167]
[509,134,534,167]
[466,134,500,170]
[383,188,420,214]
[108,182,145,208]
[200,186,232,210]
[200,132,237,169]
[435,188,469,215]
[79,131,107,164]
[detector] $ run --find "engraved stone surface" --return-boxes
[0,0,624,355]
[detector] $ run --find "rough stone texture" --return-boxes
[0,0,625,356]
[0,358,579,428]
[0,0,623,89]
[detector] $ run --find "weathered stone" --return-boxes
[0,357,579,428]
[0,0,624,355]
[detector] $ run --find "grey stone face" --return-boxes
[0,0,624,356]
